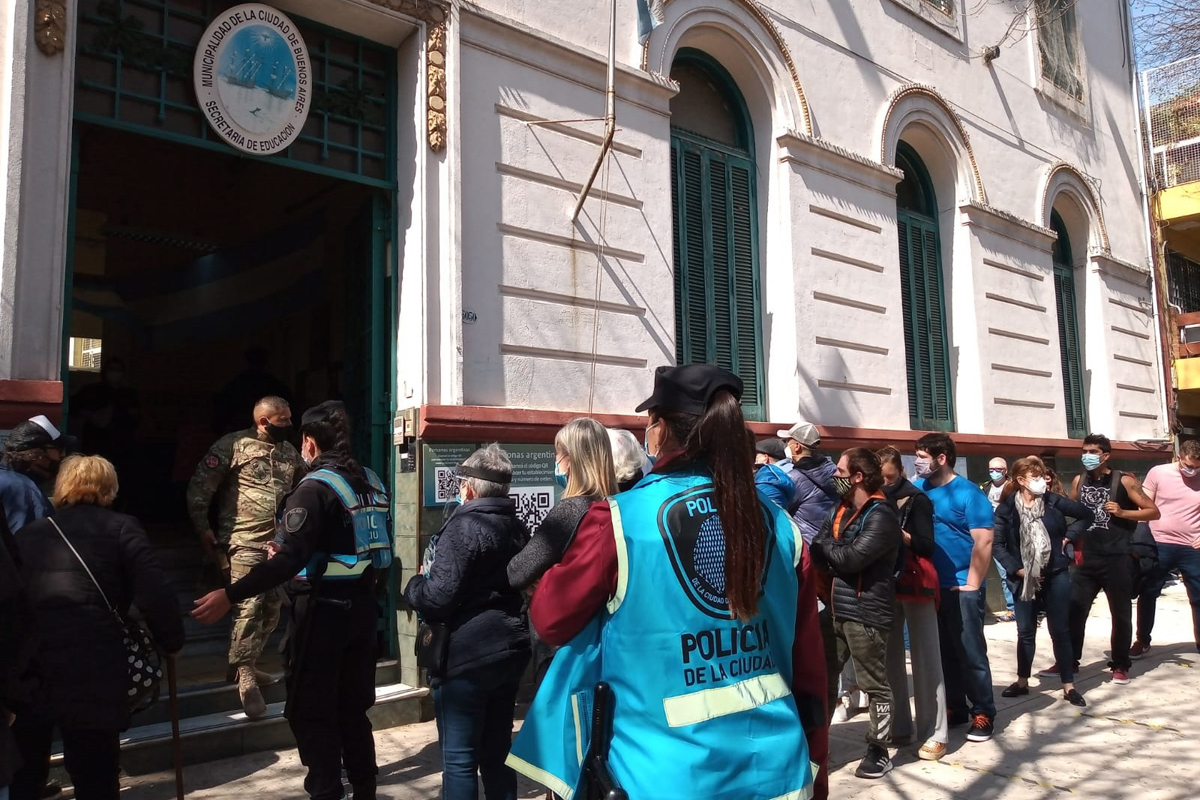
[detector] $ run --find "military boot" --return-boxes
[237,665,267,719]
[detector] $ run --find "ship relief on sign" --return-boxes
[193,4,311,155]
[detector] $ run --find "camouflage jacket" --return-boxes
[186,429,303,548]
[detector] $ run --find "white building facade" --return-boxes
[0,0,1173,692]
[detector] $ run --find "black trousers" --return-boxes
[1070,552,1134,671]
[286,591,380,800]
[9,715,120,800]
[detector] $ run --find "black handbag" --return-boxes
[415,620,450,676]
[49,518,163,712]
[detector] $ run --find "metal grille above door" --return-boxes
[75,0,397,187]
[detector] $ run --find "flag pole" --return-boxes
[571,0,617,222]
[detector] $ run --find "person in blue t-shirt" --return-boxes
[912,432,997,744]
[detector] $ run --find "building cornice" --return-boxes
[778,131,903,197]
[960,202,1056,249]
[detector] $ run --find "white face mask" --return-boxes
[1182,465,1199,478]
[913,457,933,478]
[1026,477,1048,496]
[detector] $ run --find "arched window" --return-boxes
[670,50,764,420]
[1051,210,1088,438]
[896,142,954,431]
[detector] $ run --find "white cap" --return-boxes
[776,421,820,447]
[29,415,61,441]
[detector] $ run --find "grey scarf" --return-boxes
[1016,497,1051,601]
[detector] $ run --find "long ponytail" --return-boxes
[664,391,766,620]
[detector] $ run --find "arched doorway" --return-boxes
[669,49,764,420]
[1051,209,1088,438]
[896,142,954,431]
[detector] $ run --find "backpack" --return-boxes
[892,495,939,603]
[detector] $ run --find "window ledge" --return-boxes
[884,0,963,43]
[1036,78,1089,123]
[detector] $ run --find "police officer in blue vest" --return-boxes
[193,401,392,800]
[509,364,825,800]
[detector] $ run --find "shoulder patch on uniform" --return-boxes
[284,507,308,532]
[205,455,220,469]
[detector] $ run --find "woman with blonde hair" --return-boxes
[994,456,1093,706]
[11,456,183,800]
[508,417,617,591]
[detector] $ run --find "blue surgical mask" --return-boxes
[1081,454,1102,471]
[989,469,1005,483]
[554,465,568,489]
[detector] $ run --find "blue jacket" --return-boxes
[0,465,52,533]
[755,463,797,513]
[788,456,838,543]
[509,466,814,800]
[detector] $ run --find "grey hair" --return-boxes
[461,443,512,498]
[607,428,648,485]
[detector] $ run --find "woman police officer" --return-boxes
[193,401,391,800]
[508,364,829,800]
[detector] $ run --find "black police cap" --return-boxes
[5,416,62,453]
[301,400,346,428]
[635,364,743,416]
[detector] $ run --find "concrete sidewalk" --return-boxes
[115,582,1198,799]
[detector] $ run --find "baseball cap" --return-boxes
[755,438,787,460]
[776,421,820,447]
[5,415,75,453]
[635,364,743,416]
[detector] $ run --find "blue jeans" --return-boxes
[993,559,1015,613]
[433,656,528,800]
[1014,569,1074,684]
[1137,542,1200,651]
[1,784,9,800]
[938,586,996,719]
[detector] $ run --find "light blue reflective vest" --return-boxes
[296,467,392,581]
[508,466,816,800]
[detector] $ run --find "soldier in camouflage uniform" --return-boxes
[187,396,302,718]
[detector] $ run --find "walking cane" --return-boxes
[167,655,185,800]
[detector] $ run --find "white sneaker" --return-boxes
[831,695,852,723]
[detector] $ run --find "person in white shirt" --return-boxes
[981,457,1016,621]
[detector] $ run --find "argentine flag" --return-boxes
[638,0,665,44]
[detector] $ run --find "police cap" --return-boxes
[5,415,67,453]
[634,364,743,416]
[301,400,345,429]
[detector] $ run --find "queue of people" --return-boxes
[5,365,1200,800]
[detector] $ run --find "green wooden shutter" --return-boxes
[671,133,764,420]
[898,210,955,431]
[1054,265,1088,439]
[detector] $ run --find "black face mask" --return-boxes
[265,423,293,443]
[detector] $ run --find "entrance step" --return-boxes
[50,681,427,778]
[134,659,401,726]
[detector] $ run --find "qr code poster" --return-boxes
[433,466,460,504]
[422,443,477,507]
[509,486,556,530]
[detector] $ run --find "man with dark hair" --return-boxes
[913,432,997,743]
[1133,439,1200,657]
[1067,433,1159,684]
[187,396,304,718]
[810,448,901,779]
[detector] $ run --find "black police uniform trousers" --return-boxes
[286,581,379,800]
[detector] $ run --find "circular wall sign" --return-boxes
[193,4,311,155]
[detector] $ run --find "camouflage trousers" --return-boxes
[228,546,283,667]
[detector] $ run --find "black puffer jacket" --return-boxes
[16,504,185,732]
[993,491,1093,595]
[404,497,531,680]
[811,497,902,631]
